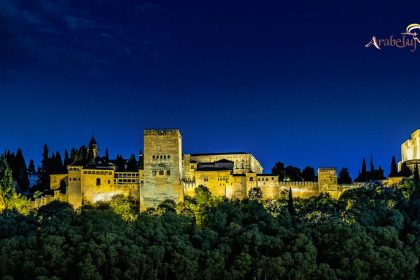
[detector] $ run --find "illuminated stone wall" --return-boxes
[279,181,319,199]
[401,129,420,162]
[50,174,68,190]
[80,169,139,204]
[257,175,280,200]
[399,129,420,174]
[142,129,184,210]
[47,128,355,211]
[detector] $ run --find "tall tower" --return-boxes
[142,129,183,210]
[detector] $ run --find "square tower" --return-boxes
[142,129,183,210]
[318,168,338,192]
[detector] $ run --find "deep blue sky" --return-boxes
[1,0,419,177]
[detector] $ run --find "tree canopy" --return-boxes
[1,177,420,279]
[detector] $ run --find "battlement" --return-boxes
[318,167,336,171]
[144,129,180,136]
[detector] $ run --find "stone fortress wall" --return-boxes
[33,128,419,210]
[399,129,420,175]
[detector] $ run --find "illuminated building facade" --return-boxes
[49,129,345,210]
[399,129,420,174]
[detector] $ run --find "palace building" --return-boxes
[48,128,349,211]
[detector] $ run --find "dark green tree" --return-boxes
[79,145,88,164]
[105,148,109,163]
[271,161,285,181]
[389,156,398,177]
[126,154,138,171]
[398,162,412,177]
[36,144,50,191]
[115,155,125,171]
[288,187,295,215]
[63,149,71,166]
[338,167,352,184]
[376,166,385,180]
[355,159,367,182]
[285,165,302,181]
[15,149,29,192]
[27,159,36,176]
[370,155,375,177]
[302,166,316,181]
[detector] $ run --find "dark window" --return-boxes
[96,178,101,186]
[167,170,171,175]
[159,170,164,175]
[250,177,254,181]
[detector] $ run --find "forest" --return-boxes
[1,152,420,279]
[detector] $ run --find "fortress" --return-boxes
[46,128,354,210]
[399,129,420,173]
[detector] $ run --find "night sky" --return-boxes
[1,0,420,177]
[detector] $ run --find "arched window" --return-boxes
[249,177,254,182]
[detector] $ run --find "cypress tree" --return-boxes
[55,151,65,173]
[361,159,367,181]
[36,144,50,191]
[27,159,36,176]
[370,155,375,180]
[64,150,71,166]
[79,146,88,164]
[0,154,14,191]
[105,148,109,163]
[389,156,398,177]
[288,187,295,215]
[15,148,29,192]
[377,166,385,180]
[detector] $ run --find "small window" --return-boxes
[108,180,110,184]
[96,178,101,186]
[159,170,164,175]
[167,170,171,176]
[250,177,254,182]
